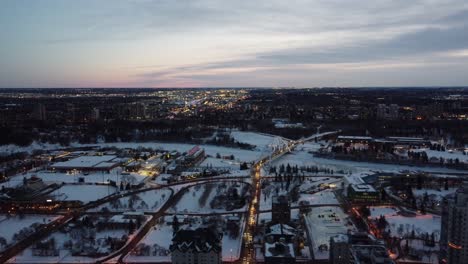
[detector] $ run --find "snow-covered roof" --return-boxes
[52,155,118,169]
[305,206,355,260]
[351,184,377,193]
[267,224,296,236]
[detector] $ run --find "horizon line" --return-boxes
[0,86,468,90]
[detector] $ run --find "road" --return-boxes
[238,131,339,263]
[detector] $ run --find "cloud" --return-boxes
[2,0,468,87]
[255,24,468,64]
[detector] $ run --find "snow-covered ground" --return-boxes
[53,184,117,203]
[0,141,79,156]
[90,188,172,213]
[272,149,468,176]
[411,148,468,163]
[230,131,286,151]
[369,206,441,240]
[221,216,245,262]
[9,229,131,263]
[169,182,249,214]
[304,206,356,260]
[0,215,59,252]
[218,169,250,178]
[259,179,339,211]
[399,239,439,264]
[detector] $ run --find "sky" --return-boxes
[1,0,468,88]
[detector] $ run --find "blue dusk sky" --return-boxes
[1,0,468,88]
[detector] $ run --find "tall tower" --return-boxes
[445,183,468,264]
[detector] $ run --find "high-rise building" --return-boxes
[376,104,399,120]
[444,183,468,264]
[272,195,290,224]
[91,108,100,121]
[33,103,46,121]
[376,104,387,120]
[66,103,75,123]
[388,104,399,120]
[440,198,449,261]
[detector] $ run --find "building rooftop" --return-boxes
[52,155,118,169]
[351,184,377,193]
[264,241,295,258]
[170,227,222,254]
[267,224,296,236]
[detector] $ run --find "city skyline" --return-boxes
[1,0,468,88]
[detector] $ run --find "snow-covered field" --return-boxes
[230,131,288,151]
[412,148,468,163]
[305,206,356,260]
[0,215,59,251]
[169,182,249,213]
[53,184,117,203]
[90,188,172,213]
[369,206,441,239]
[272,149,468,176]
